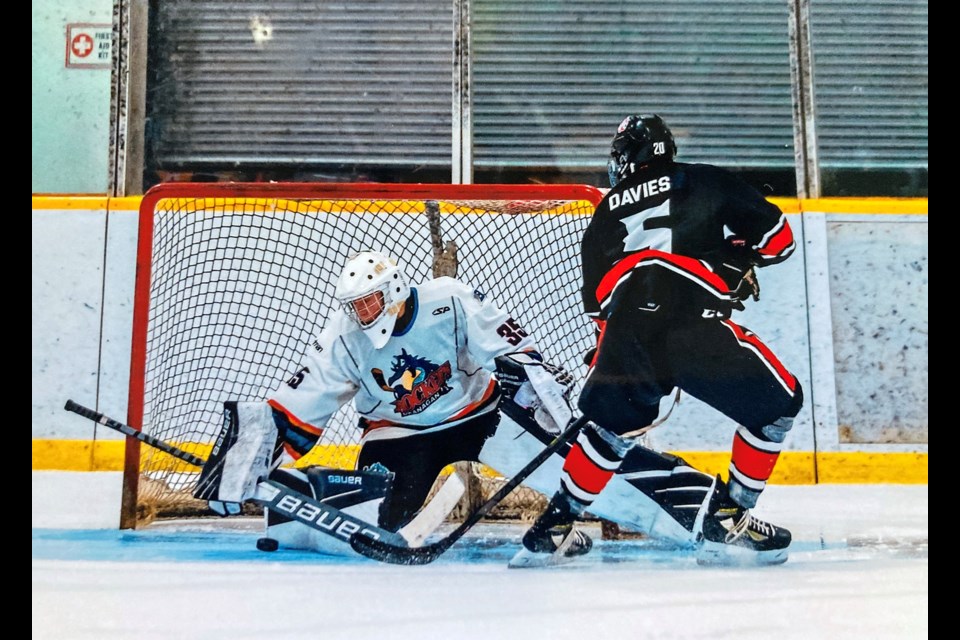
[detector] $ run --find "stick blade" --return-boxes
[349,533,447,565]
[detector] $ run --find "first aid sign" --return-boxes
[66,23,112,69]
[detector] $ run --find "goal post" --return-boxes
[123,182,604,529]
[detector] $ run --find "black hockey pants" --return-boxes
[578,283,801,437]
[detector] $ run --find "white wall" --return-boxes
[32,204,138,442]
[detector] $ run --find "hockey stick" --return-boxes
[349,414,589,565]
[370,368,394,392]
[64,399,206,466]
[63,399,410,547]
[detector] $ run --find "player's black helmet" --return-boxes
[607,114,677,187]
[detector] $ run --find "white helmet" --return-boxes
[335,251,411,348]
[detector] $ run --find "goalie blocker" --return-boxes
[494,351,574,435]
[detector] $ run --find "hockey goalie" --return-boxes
[192,251,727,561]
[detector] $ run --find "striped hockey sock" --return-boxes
[559,426,626,510]
[728,425,783,508]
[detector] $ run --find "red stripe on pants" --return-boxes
[731,432,780,481]
[562,443,615,495]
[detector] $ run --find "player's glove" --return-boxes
[714,236,761,303]
[732,265,760,302]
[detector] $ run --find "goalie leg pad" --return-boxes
[481,411,714,548]
[265,467,395,522]
[193,401,280,516]
[265,467,395,554]
[592,445,715,545]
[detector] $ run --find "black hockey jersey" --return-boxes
[581,162,796,320]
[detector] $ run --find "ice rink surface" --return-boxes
[33,472,927,640]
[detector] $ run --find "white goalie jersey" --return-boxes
[268,276,539,443]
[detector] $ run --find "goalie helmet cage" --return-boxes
[122,181,604,530]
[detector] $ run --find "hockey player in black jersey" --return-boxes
[512,114,804,568]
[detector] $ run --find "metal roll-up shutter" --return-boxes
[809,0,928,169]
[471,0,796,175]
[146,1,453,174]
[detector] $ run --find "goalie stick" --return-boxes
[62,400,419,548]
[349,414,590,565]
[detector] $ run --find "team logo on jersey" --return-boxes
[381,348,452,416]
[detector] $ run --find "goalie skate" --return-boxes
[695,476,791,566]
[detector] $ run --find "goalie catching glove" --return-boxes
[193,401,285,516]
[494,351,574,434]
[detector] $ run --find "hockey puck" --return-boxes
[256,537,279,552]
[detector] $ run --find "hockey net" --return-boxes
[125,182,604,528]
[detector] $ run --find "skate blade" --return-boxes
[508,546,578,569]
[696,541,789,567]
[507,528,584,569]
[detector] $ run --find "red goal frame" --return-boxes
[124,181,604,528]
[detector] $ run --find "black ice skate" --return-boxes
[696,476,791,566]
[508,492,593,568]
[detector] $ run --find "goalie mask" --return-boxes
[335,251,411,348]
[607,114,677,187]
